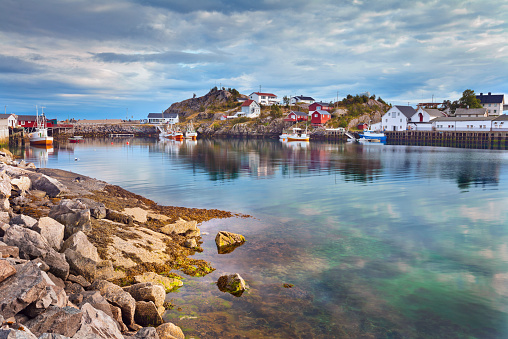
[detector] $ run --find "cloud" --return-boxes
[0,0,507,118]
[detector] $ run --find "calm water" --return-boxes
[17,138,508,338]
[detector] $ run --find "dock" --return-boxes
[385,131,508,149]
[109,133,134,138]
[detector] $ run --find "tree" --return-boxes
[458,89,482,109]
[282,96,290,106]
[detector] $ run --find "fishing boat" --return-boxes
[184,122,197,140]
[358,130,386,142]
[157,124,184,141]
[69,136,84,143]
[29,106,53,146]
[286,127,310,142]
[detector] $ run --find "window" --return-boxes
[489,104,491,107]
[400,119,402,122]
[494,110,497,113]
[398,113,400,116]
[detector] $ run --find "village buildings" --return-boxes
[476,93,505,116]
[249,92,279,105]
[290,95,315,105]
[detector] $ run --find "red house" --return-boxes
[311,110,331,126]
[309,102,332,113]
[357,123,369,130]
[17,115,38,128]
[284,111,308,122]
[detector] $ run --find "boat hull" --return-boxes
[30,137,53,146]
[287,136,310,142]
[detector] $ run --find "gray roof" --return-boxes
[424,109,445,117]
[477,93,504,104]
[315,110,331,115]
[433,116,496,122]
[147,113,178,119]
[493,115,508,121]
[293,95,315,101]
[0,114,15,119]
[17,115,38,120]
[289,111,308,117]
[394,105,416,118]
[455,108,487,116]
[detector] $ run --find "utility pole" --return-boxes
[4,106,6,114]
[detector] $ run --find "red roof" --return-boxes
[241,100,255,107]
[253,92,276,97]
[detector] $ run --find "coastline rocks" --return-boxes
[61,231,99,263]
[0,170,11,211]
[128,327,159,339]
[134,301,163,327]
[11,176,31,194]
[0,260,16,282]
[24,306,82,337]
[48,200,91,239]
[123,282,165,311]
[106,209,133,225]
[28,173,66,198]
[42,249,69,280]
[217,273,247,297]
[32,217,65,251]
[0,245,19,259]
[64,249,97,282]
[0,261,48,318]
[133,272,183,293]
[10,214,38,228]
[155,322,185,339]
[160,218,200,237]
[215,231,246,254]
[72,302,124,339]
[4,225,51,259]
[76,198,106,219]
[89,279,136,326]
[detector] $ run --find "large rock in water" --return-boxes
[160,218,200,236]
[0,261,48,318]
[48,199,91,239]
[134,301,163,327]
[123,282,166,310]
[217,273,247,297]
[32,217,65,251]
[89,279,136,326]
[156,322,185,339]
[215,231,246,254]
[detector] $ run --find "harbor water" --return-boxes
[17,138,508,338]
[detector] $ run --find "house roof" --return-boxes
[293,95,315,101]
[394,105,416,118]
[251,92,277,97]
[477,93,504,104]
[433,116,496,122]
[455,108,487,116]
[17,115,38,120]
[289,111,307,117]
[241,100,256,107]
[147,113,178,118]
[423,109,445,117]
[493,115,508,121]
[311,102,330,106]
[0,114,15,119]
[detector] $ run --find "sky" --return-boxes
[0,0,507,120]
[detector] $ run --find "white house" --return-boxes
[238,100,260,118]
[455,108,487,118]
[381,105,416,131]
[492,114,508,131]
[408,107,447,131]
[432,116,495,132]
[290,95,315,105]
[0,114,17,128]
[147,113,179,124]
[476,92,505,116]
[249,92,279,105]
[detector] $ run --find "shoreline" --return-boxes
[0,150,244,338]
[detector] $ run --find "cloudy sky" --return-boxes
[0,0,507,120]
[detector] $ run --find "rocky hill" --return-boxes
[164,87,245,118]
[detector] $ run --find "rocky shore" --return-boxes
[0,149,243,338]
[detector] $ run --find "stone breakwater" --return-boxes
[0,149,237,338]
[56,124,158,139]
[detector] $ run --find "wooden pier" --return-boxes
[385,131,508,149]
[108,133,134,138]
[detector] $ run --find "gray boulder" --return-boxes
[89,279,136,326]
[11,176,31,194]
[24,306,82,338]
[0,329,38,339]
[155,323,185,339]
[66,274,91,289]
[127,327,159,339]
[61,231,99,263]
[0,260,16,283]
[3,225,51,259]
[76,198,106,219]
[0,170,11,211]
[38,334,71,339]
[160,218,199,237]
[72,303,124,339]
[48,200,91,239]
[123,282,166,310]
[32,217,65,251]
[215,231,246,254]
[42,250,69,281]
[0,245,19,259]
[134,301,163,327]
[28,173,66,198]
[10,214,38,228]
[64,249,96,282]
[23,281,68,318]
[0,261,48,318]
[78,291,115,320]
[0,211,10,224]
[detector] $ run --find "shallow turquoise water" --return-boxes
[19,138,508,338]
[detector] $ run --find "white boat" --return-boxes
[184,122,197,140]
[358,130,386,142]
[157,124,184,141]
[285,127,310,142]
[29,106,53,146]
[279,131,289,141]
